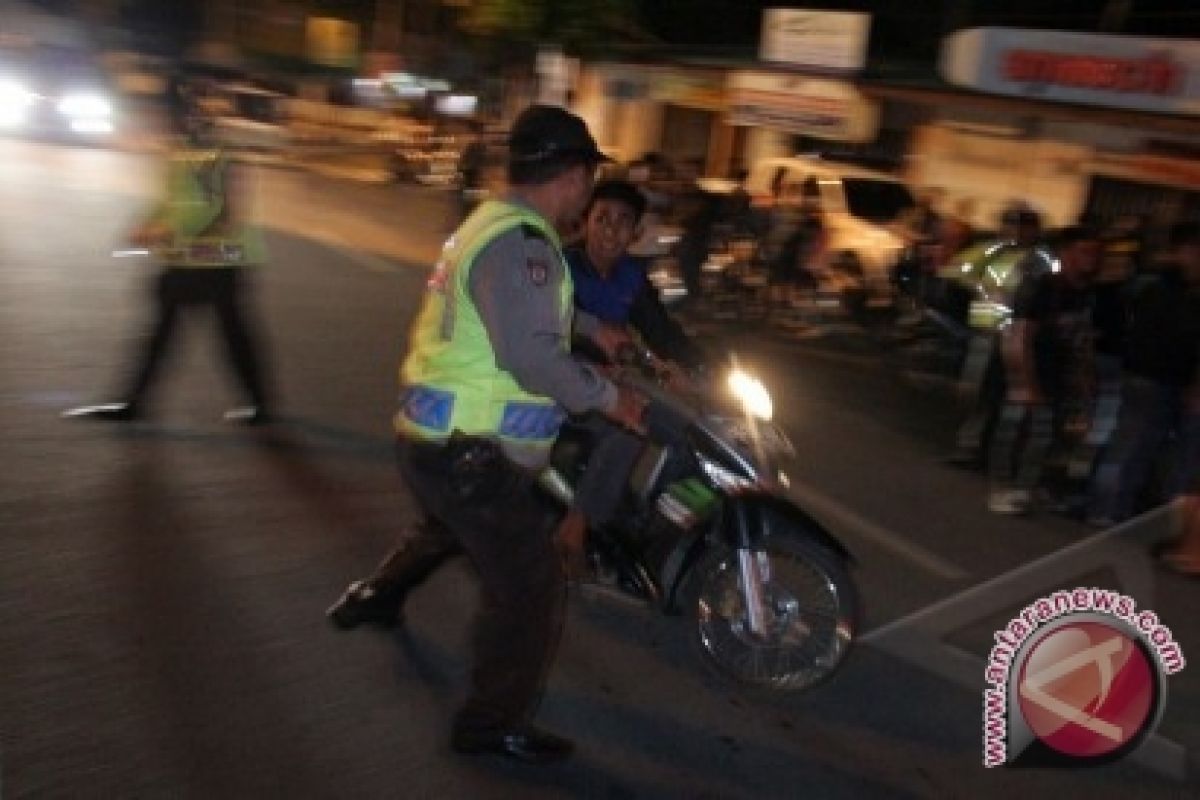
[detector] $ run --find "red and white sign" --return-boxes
[942,28,1200,116]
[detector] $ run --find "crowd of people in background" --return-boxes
[927,207,1200,575]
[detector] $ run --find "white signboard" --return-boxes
[760,9,870,72]
[942,28,1200,116]
[727,70,879,143]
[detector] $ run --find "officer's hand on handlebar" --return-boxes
[591,324,633,364]
[605,384,648,435]
[659,359,697,394]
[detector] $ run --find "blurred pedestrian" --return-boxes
[1063,215,1144,487]
[674,158,720,300]
[626,154,673,258]
[1089,222,1200,526]
[763,178,827,312]
[64,73,273,424]
[989,225,1101,515]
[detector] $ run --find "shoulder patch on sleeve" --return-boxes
[527,255,550,286]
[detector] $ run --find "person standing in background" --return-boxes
[1089,222,1200,527]
[64,71,273,425]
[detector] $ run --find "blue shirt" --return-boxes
[565,247,647,324]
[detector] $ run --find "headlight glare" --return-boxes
[0,80,35,127]
[58,93,112,119]
[727,369,773,421]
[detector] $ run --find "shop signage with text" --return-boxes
[942,28,1199,116]
[760,8,870,72]
[727,71,878,142]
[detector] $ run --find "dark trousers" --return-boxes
[572,416,643,528]
[124,267,270,410]
[373,435,565,732]
[955,333,1006,456]
[989,402,1056,491]
[1091,376,1200,521]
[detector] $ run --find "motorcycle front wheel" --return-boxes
[686,533,858,692]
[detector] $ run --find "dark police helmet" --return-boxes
[508,105,610,166]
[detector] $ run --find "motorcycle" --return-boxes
[540,348,859,692]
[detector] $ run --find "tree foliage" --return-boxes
[458,0,648,54]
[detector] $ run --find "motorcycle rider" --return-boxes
[557,179,707,568]
[944,202,1052,467]
[327,106,645,764]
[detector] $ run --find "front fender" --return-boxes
[746,493,855,564]
[659,492,855,612]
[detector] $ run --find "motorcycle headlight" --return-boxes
[57,92,112,119]
[0,79,36,127]
[727,369,773,421]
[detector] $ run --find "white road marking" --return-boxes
[861,502,1176,644]
[787,481,970,581]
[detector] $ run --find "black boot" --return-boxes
[330,531,459,629]
[223,406,274,426]
[62,402,141,422]
[326,580,405,630]
[451,724,575,765]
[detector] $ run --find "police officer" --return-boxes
[328,106,644,764]
[64,73,272,424]
[944,202,1051,467]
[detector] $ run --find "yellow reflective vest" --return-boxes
[396,199,572,452]
[148,145,264,267]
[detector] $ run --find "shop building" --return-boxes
[896,27,1199,229]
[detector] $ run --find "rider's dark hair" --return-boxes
[586,180,647,222]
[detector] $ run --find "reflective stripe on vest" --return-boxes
[396,200,572,448]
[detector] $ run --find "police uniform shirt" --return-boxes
[466,203,617,467]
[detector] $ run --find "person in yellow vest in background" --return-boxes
[943,202,1050,467]
[328,106,644,765]
[64,72,272,425]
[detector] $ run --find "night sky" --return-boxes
[21,1,1200,61]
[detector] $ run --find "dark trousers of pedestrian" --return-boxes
[123,266,270,411]
[954,333,1006,459]
[371,434,566,734]
[1090,376,1200,523]
[989,401,1056,492]
[1067,353,1123,482]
